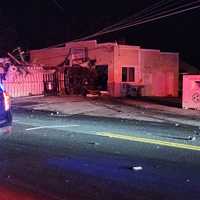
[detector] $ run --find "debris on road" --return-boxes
[193,130,200,136]
[88,142,100,146]
[130,166,143,171]
[186,179,190,183]
[188,136,196,141]
[157,134,196,141]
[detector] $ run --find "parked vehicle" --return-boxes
[0,83,12,134]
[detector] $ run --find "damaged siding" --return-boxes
[30,47,67,66]
[3,66,44,97]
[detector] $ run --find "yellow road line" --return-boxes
[96,132,200,151]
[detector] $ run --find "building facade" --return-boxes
[30,40,179,97]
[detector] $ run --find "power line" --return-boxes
[101,0,177,32]
[43,1,200,49]
[51,0,65,13]
[42,1,179,49]
[44,0,177,48]
[75,1,200,42]
[101,0,199,35]
[126,0,182,24]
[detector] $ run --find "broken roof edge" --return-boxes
[30,46,66,53]
[30,40,178,55]
[65,40,97,47]
[118,44,141,49]
[141,48,160,52]
[97,42,117,47]
[141,48,179,55]
[65,40,141,48]
[160,51,179,55]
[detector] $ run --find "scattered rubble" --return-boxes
[129,166,143,171]
[88,142,100,146]
[188,136,196,141]
[194,130,200,135]
[186,179,190,183]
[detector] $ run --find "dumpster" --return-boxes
[182,75,200,110]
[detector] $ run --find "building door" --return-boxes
[95,65,108,91]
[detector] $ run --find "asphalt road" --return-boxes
[0,110,200,200]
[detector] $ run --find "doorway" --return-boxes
[95,65,108,91]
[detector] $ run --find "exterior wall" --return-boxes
[113,45,142,97]
[29,40,179,98]
[182,75,200,110]
[30,40,116,95]
[141,49,179,97]
[65,41,115,95]
[65,40,97,50]
[30,47,67,66]
[89,45,115,96]
[160,52,179,97]
[3,66,44,97]
[141,49,161,96]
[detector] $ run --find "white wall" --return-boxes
[3,66,44,97]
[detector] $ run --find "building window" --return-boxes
[122,67,127,82]
[122,67,135,82]
[129,68,135,82]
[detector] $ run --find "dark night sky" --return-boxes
[0,0,200,67]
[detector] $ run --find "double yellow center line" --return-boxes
[96,132,200,151]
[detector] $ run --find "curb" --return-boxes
[12,105,199,129]
[12,95,44,100]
